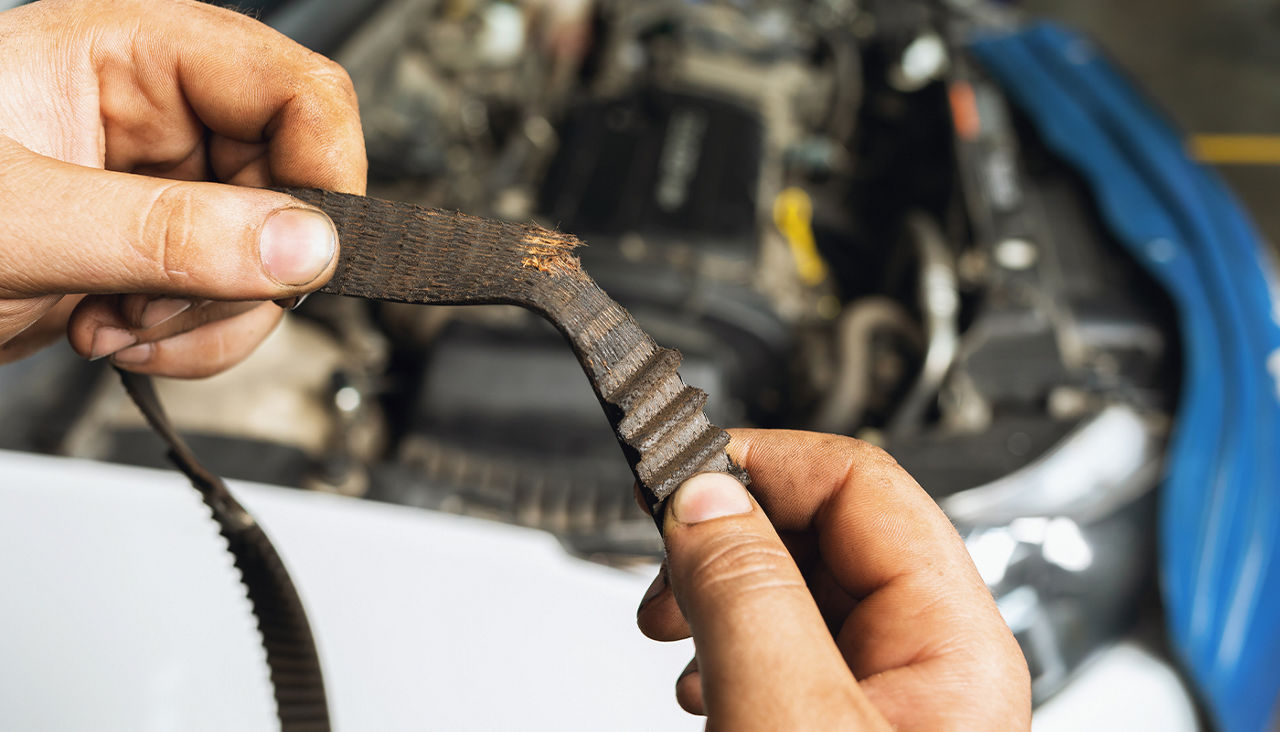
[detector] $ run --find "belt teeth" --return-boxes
[599,346,746,501]
[639,422,733,501]
[604,347,681,406]
[272,686,330,703]
[218,522,330,731]
[619,385,709,453]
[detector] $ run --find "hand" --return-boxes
[0,0,366,376]
[637,429,1031,730]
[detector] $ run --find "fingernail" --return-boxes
[638,566,667,610]
[272,293,311,311]
[139,298,192,329]
[669,472,752,524]
[260,208,336,286]
[88,327,137,361]
[111,342,153,365]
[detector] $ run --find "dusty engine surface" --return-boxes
[335,0,861,554]
[0,0,1181,704]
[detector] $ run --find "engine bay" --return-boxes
[0,0,1183,705]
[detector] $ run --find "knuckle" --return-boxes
[831,434,909,485]
[141,182,198,288]
[684,533,802,600]
[852,439,903,471]
[303,53,359,106]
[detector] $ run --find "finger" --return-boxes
[808,562,859,634]
[725,428,984,603]
[636,564,690,642]
[725,429,1030,729]
[674,657,704,716]
[67,295,267,360]
[208,138,271,188]
[0,295,76,364]
[132,141,209,183]
[637,492,818,643]
[104,301,284,379]
[0,139,337,301]
[88,0,366,194]
[636,534,820,643]
[840,586,1030,730]
[661,472,883,730]
[118,294,203,331]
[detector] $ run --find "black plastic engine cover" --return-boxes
[540,88,763,246]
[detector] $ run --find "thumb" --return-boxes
[661,473,884,730]
[0,142,336,300]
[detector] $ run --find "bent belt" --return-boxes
[119,188,749,732]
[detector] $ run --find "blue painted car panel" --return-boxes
[972,23,1280,731]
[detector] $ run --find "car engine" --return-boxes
[0,0,1181,705]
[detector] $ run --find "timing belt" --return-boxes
[118,369,329,731]
[119,188,748,730]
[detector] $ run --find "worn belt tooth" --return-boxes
[594,345,656,399]
[273,686,330,703]
[258,619,308,633]
[260,638,312,651]
[276,701,329,714]
[260,633,312,647]
[261,645,316,658]
[601,343,743,503]
[280,722,331,732]
[604,347,682,407]
[271,670,327,686]
[615,374,696,439]
[621,384,706,443]
[261,655,325,670]
[639,423,732,501]
[620,386,709,452]
[648,426,730,500]
[276,704,332,723]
